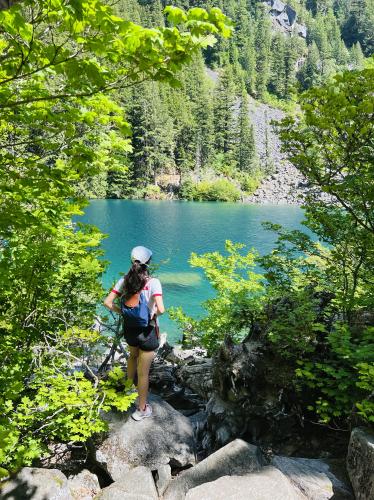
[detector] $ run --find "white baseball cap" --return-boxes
[131,246,152,264]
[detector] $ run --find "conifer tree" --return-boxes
[129,82,175,186]
[350,42,365,69]
[269,33,286,98]
[284,36,302,99]
[298,41,322,90]
[236,86,256,172]
[213,65,237,162]
[241,30,257,96]
[254,5,271,98]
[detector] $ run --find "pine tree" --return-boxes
[269,33,286,98]
[284,36,303,99]
[129,81,175,186]
[298,41,322,90]
[236,86,257,172]
[213,65,237,162]
[240,29,257,96]
[350,42,365,69]
[254,5,271,98]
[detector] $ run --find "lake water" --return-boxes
[78,200,307,343]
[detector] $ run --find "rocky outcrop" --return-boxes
[94,466,158,500]
[163,438,265,500]
[185,466,302,500]
[0,467,72,500]
[266,0,307,38]
[272,456,353,499]
[91,394,196,481]
[245,97,307,205]
[347,427,374,500]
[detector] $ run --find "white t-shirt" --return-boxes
[112,276,162,320]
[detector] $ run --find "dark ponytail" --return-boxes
[123,261,149,299]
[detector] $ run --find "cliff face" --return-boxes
[206,68,308,205]
[245,97,307,204]
[265,0,307,38]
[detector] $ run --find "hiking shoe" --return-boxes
[131,403,152,421]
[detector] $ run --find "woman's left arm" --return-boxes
[103,291,122,315]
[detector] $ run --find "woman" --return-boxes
[103,246,165,421]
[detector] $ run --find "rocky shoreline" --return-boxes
[2,335,373,500]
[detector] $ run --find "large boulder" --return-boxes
[347,427,374,500]
[91,393,196,481]
[163,438,265,500]
[185,466,301,500]
[67,469,101,499]
[94,466,158,500]
[272,456,353,499]
[0,467,71,500]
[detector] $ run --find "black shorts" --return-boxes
[123,325,160,352]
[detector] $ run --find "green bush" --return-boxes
[239,172,262,195]
[180,179,241,202]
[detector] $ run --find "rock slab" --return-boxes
[163,438,265,500]
[185,466,301,500]
[272,456,353,499]
[94,466,158,500]
[68,469,101,499]
[93,393,195,481]
[347,427,374,500]
[0,467,71,500]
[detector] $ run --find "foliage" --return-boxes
[296,325,374,423]
[0,0,232,475]
[0,362,137,474]
[238,171,262,195]
[169,241,265,354]
[179,178,241,202]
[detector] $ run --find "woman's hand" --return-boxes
[103,291,122,314]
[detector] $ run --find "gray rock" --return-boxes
[0,467,71,500]
[347,427,374,500]
[175,359,213,400]
[92,394,195,481]
[94,467,158,500]
[185,466,300,500]
[272,456,353,499]
[165,346,207,366]
[68,469,101,499]
[155,464,172,496]
[95,491,152,500]
[163,438,265,500]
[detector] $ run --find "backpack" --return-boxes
[120,291,151,331]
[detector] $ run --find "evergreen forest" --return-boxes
[76,0,373,201]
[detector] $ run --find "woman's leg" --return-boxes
[137,349,155,410]
[127,345,139,383]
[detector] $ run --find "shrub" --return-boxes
[239,172,262,195]
[179,179,241,202]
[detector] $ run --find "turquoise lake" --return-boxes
[78,200,307,343]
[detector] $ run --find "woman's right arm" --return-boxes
[103,291,122,315]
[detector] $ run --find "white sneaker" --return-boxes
[131,403,152,421]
